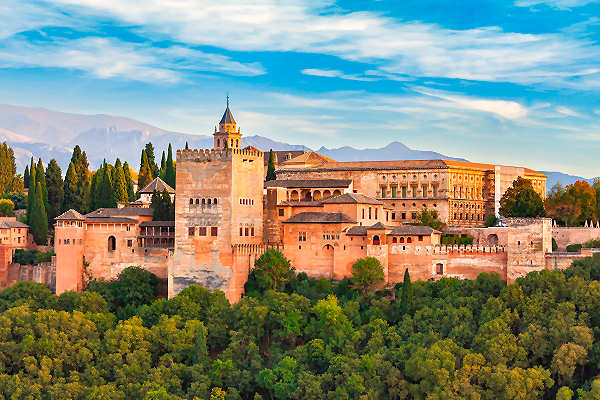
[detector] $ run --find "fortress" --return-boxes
[50,104,598,302]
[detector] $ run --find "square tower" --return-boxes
[171,147,264,302]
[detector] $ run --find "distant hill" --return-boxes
[541,171,597,191]
[0,104,465,172]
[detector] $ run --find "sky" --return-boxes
[1,1,600,176]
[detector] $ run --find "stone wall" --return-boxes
[552,227,600,251]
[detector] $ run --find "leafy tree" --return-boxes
[144,142,160,179]
[29,182,48,245]
[112,163,128,206]
[500,177,534,217]
[266,149,276,181]
[251,249,294,292]
[484,213,498,227]
[165,143,176,189]
[138,150,152,192]
[62,161,79,211]
[123,162,135,202]
[399,268,414,314]
[45,159,63,224]
[414,205,445,230]
[0,142,17,195]
[500,177,545,217]
[0,199,14,216]
[350,257,384,297]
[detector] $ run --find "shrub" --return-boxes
[583,239,600,248]
[566,243,582,253]
[552,238,558,251]
[484,214,498,227]
[12,249,55,265]
[350,257,384,297]
[441,234,473,245]
[0,199,14,216]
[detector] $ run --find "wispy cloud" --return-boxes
[555,106,581,117]
[22,0,594,88]
[301,68,378,81]
[0,36,265,83]
[515,0,598,9]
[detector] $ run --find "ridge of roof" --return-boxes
[55,209,85,220]
[282,212,356,224]
[322,193,383,205]
[265,179,352,189]
[220,106,236,125]
[139,177,175,194]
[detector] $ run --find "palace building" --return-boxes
[52,102,598,304]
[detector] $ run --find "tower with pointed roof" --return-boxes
[214,96,242,150]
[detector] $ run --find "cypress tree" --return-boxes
[165,143,176,188]
[138,150,152,192]
[112,165,128,206]
[162,189,174,220]
[99,161,114,208]
[400,268,414,314]
[115,158,122,171]
[0,143,17,195]
[23,165,29,189]
[30,182,48,245]
[65,146,90,213]
[185,141,189,150]
[26,160,36,224]
[159,151,166,181]
[266,149,276,181]
[192,322,208,364]
[144,142,159,178]
[89,168,99,211]
[62,162,78,212]
[45,159,63,225]
[35,159,49,214]
[123,162,135,202]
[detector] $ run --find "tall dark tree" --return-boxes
[159,151,167,181]
[0,142,17,195]
[399,268,414,314]
[266,149,276,181]
[23,165,29,189]
[35,159,49,215]
[138,150,152,192]
[122,162,135,202]
[26,160,36,225]
[45,159,63,225]
[165,143,176,189]
[185,141,189,150]
[29,182,48,245]
[88,167,100,211]
[144,142,159,179]
[64,146,90,213]
[62,162,78,212]
[151,189,174,221]
[112,164,128,206]
[99,161,114,208]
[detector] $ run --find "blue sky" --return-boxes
[1,0,600,176]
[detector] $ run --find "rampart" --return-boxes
[552,226,600,251]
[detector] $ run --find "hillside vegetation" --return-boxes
[2,253,600,399]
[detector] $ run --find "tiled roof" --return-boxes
[0,220,28,229]
[140,221,175,227]
[85,217,138,224]
[283,212,356,224]
[389,225,440,235]
[346,226,367,236]
[55,209,86,220]
[265,179,352,189]
[220,106,236,124]
[85,207,154,218]
[260,150,307,166]
[367,222,388,230]
[281,159,448,172]
[322,193,382,205]
[139,177,175,194]
[281,151,336,165]
[278,201,323,207]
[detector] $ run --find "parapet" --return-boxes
[231,243,283,255]
[506,217,551,227]
[432,244,506,254]
[177,148,263,163]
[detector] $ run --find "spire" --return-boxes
[219,95,236,125]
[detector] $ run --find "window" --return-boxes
[412,187,417,197]
[418,235,423,241]
[202,198,206,205]
[369,207,372,219]
[245,227,249,236]
[392,237,397,243]
[211,227,218,236]
[214,198,218,205]
[199,227,207,236]
[240,226,243,236]
[375,208,378,219]
[436,263,444,275]
[407,237,412,243]
[251,227,255,236]
[391,212,396,220]
[279,209,284,217]
[189,198,194,205]
[196,199,200,205]
[381,187,386,198]
[108,236,116,251]
[392,186,397,198]
[362,209,365,219]
[188,227,195,236]
[411,212,417,219]
[402,212,406,219]
[422,185,428,198]
[298,232,306,242]
[399,237,405,243]
[402,186,407,198]
[127,239,133,247]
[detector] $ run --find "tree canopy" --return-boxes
[500,177,545,218]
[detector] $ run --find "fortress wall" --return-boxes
[552,227,600,250]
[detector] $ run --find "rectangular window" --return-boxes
[381,187,386,198]
[402,212,406,219]
[392,186,397,198]
[433,185,438,197]
[251,227,255,236]
[386,212,388,222]
[188,227,195,236]
[211,227,218,236]
[391,212,395,220]
[245,227,249,236]
[199,227,207,236]
[422,185,427,198]
[418,235,423,241]
[412,187,417,197]
[240,226,243,236]
[127,239,133,247]
[411,212,417,219]
[278,209,284,216]
[402,186,407,198]
[298,232,306,242]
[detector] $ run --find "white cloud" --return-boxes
[0,37,265,82]
[0,0,70,40]
[515,0,598,9]
[555,106,581,117]
[301,68,378,81]
[37,0,600,88]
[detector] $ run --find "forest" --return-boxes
[1,251,600,399]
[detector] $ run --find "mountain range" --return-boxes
[0,104,592,191]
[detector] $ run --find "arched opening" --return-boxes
[217,139,221,148]
[332,190,341,196]
[313,190,322,200]
[322,244,335,279]
[302,190,312,201]
[108,236,116,252]
[323,190,331,198]
[373,235,380,245]
[392,237,397,243]
[399,237,405,243]
[236,139,239,148]
[407,237,412,243]
[290,190,299,201]
[487,234,499,246]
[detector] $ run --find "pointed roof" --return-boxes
[220,106,236,125]
[322,193,383,205]
[139,177,175,194]
[55,209,85,220]
[282,212,356,224]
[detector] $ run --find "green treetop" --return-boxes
[266,149,276,181]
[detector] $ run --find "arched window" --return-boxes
[407,237,412,243]
[202,198,206,205]
[373,235,380,245]
[196,198,200,205]
[214,198,218,205]
[207,198,212,205]
[399,237,405,243]
[236,139,239,147]
[189,198,193,205]
[392,237,397,243]
[108,236,116,252]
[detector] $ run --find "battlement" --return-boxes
[506,217,551,227]
[177,148,263,162]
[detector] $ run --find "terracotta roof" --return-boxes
[220,106,236,124]
[281,159,448,172]
[443,160,547,177]
[346,226,367,236]
[85,217,138,224]
[85,207,154,218]
[0,220,28,229]
[55,209,85,220]
[281,151,336,165]
[389,225,440,235]
[322,193,382,205]
[367,222,389,230]
[139,177,175,194]
[283,212,356,224]
[140,221,175,227]
[265,179,352,189]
